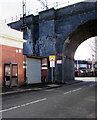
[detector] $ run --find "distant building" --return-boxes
[74,60,92,70]
[74,60,97,77]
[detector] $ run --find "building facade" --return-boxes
[0,21,26,86]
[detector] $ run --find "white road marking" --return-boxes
[0,98,47,113]
[64,91,72,95]
[45,89,54,91]
[64,82,96,95]
[72,88,82,92]
[64,88,82,95]
[89,84,95,87]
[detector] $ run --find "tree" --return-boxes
[87,37,97,60]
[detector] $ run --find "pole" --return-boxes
[52,67,53,83]
[22,0,26,25]
[77,60,79,70]
[45,0,48,10]
[92,55,94,68]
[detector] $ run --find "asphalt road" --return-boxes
[1,81,97,119]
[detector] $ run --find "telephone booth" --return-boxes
[4,63,18,87]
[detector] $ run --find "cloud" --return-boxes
[84,0,97,2]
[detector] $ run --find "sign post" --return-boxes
[49,55,56,83]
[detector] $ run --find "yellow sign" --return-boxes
[49,55,56,61]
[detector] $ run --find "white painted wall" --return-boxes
[0,21,26,48]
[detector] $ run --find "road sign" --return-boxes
[50,61,55,83]
[56,60,62,64]
[50,61,55,68]
[49,55,56,83]
[49,55,56,61]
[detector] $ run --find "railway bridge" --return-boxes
[9,2,97,83]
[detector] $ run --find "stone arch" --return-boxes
[62,19,97,82]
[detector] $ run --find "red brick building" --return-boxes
[0,21,26,86]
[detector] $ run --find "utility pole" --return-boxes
[92,54,95,70]
[22,0,26,25]
[45,0,48,10]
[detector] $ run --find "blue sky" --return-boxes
[0,0,95,60]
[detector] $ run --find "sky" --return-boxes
[0,0,96,60]
[0,0,84,21]
[74,37,95,60]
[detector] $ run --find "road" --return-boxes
[1,80,97,119]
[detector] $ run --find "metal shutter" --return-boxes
[26,58,41,84]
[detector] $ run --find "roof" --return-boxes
[74,60,91,64]
[26,55,43,59]
[0,21,25,43]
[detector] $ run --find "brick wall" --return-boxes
[0,44,26,86]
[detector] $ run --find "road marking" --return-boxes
[45,89,54,91]
[64,91,72,95]
[64,88,82,95]
[72,88,82,92]
[89,84,95,87]
[0,98,47,113]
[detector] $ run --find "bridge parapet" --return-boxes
[56,2,97,20]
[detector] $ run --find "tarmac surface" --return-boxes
[2,79,97,119]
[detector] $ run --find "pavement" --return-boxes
[1,83,62,95]
[0,80,82,95]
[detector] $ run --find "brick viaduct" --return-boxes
[9,2,97,83]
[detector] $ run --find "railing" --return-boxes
[1,0,84,24]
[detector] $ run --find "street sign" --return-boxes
[49,55,56,61]
[56,60,62,64]
[50,61,55,83]
[50,61,55,68]
[49,55,56,83]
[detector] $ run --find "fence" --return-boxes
[1,0,84,24]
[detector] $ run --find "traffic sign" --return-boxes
[56,60,62,64]
[49,55,56,61]
[50,61,55,68]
